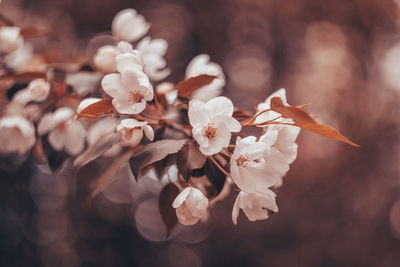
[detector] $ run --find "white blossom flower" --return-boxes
[13,79,50,105]
[116,118,154,147]
[94,41,144,73]
[0,116,36,155]
[260,124,300,187]
[93,45,119,73]
[254,88,292,125]
[0,26,23,53]
[172,187,209,225]
[136,37,170,81]
[185,54,225,101]
[232,189,278,224]
[111,9,150,42]
[101,68,153,114]
[38,108,86,155]
[4,42,33,72]
[188,96,241,156]
[230,136,280,193]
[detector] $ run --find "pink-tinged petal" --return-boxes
[52,108,74,127]
[37,113,57,135]
[65,121,86,155]
[192,124,209,148]
[48,128,66,151]
[232,192,241,224]
[12,89,32,105]
[93,45,118,73]
[143,125,154,141]
[117,41,134,53]
[172,187,191,208]
[101,73,125,98]
[119,118,146,129]
[188,99,208,126]
[112,97,146,115]
[111,9,150,42]
[259,126,279,148]
[116,52,143,74]
[205,96,234,116]
[213,114,241,133]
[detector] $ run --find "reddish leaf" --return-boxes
[177,74,218,98]
[20,27,58,40]
[76,98,114,119]
[270,97,359,147]
[177,143,206,182]
[159,183,180,239]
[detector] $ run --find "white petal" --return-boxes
[232,193,241,224]
[48,128,66,151]
[172,187,191,208]
[120,118,147,129]
[188,99,209,126]
[101,73,126,98]
[116,52,144,73]
[205,96,234,116]
[37,112,56,135]
[143,125,154,141]
[65,121,86,155]
[93,45,118,73]
[113,97,146,114]
[111,8,150,42]
[12,89,32,105]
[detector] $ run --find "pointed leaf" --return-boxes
[270,97,359,147]
[129,139,187,179]
[74,132,122,169]
[177,74,218,98]
[203,158,226,195]
[159,183,180,239]
[76,98,114,119]
[177,143,206,182]
[89,147,141,199]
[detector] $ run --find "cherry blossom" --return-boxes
[136,37,170,81]
[116,118,154,147]
[111,9,150,42]
[232,189,278,224]
[0,26,23,53]
[38,108,86,155]
[13,79,50,105]
[0,116,36,155]
[185,54,225,101]
[94,41,144,74]
[188,96,241,155]
[93,45,119,73]
[101,68,153,114]
[230,136,280,193]
[172,187,209,226]
[260,124,300,187]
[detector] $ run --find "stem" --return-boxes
[208,156,232,179]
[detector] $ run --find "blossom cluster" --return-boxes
[0,7,356,233]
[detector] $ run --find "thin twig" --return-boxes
[208,156,233,179]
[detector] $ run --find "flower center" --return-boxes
[129,91,144,103]
[236,153,250,167]
[204,123,217,138]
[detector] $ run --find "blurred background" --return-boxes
[1,0,400,266]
